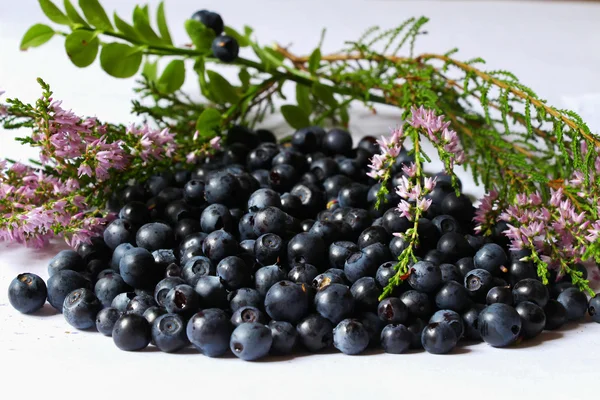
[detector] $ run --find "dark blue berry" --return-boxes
[212,35,239,62]
[153,277,186,307]
[254,233,285,266]
[589,295,600,323]
[135,222,174,252]
[439,263,461,283]
[424,249,447,266]
[329,242,360,271]
[204,170,241,207]
[187,309,232,357]
[333,318,369,355]
[406,317,427,349]
[229,288,263,312]
[291,126,325,153]
[253,206,294,237]
[435,281,472,312]
[486,286,513,305]
[377,297,409,324]
[399,290,433,318]
[557,287,587,321]
[344,248,381,284]
[461,304,486,340]
[152,249,177,268]
[143,306,167,325]
[280,193,303,218]
[473,243,508,275]
[268,164,297,192]
[314,283,354,324]
[421,322,458,354]
[183,179,206,206]
[375,261,395,287]
[230,322,272,361]
[350,277,382,311]
[125,293,157,316]
[408,261,442,293]
[380,323,412,354]
[268,320,297,354]
[110,243,135,271]
[112,314,151,351]
[194,276,228,309]
[288,264,319,284]
[441,192,474,225]
[200,204,233,233]
[544,299,567,330]
[216,256,250,290]
[512,278,549,308]
[231,306,268,327]
[464,268,494,298]
[202,229,239,265]
[382,208,410,236]
[287,232,326,267]
[164,284,200,317]
[191,9,224,34]
[96,307,121,336]
[431,214,461,235]
[254,264,287,296]
[323,128,353,156]
[119,247,161,289]
[436,232,472,263]
[324,175,353,200]
[265,280,310,323]
[63,288,102,329]
[430,309,464,339]
[104,219,136,249]
[119,201,150,226]
[48,250,84,276]
[478,303,521,347]
[47,270,91,312]
[515,301,546,339]
[8,273,47,314]
[456,257,475,277]
[296,314,333,352]
[182,256,215,286]
[357,226,389,249]
[248,188,282,211]
[111,292,136,312]
[94,273,129,308]
[312,271,346,290]
[152,313,189,353]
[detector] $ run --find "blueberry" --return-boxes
[135,222,174,252]
[424,249,447,266]
[439,263,461,283]
[239,239,256,256]
[181,256,214,287]
[229,288,263,312]
[96,307,121,336]
[268,320,298,354]
[312,271,346,290]
[280,193,303,218]
[375,261,396,287]
[216,256,250,290]
[48,250,84,276]
[486,286,513,305]
[291,183,326,216]
[267,164,297,193]
[314,283,354,324]
[338,183,369,209]
[63,288,102,329]
[308,220,341,245]
[478,303,521,347]
[152,249,177,268]
[436,232,472,263]
[264,280,310,322]
[287,232,326,267]
[112,314,151,351]
[382,208,410,235]
[377,297,409,324]
[202,229,239,265]
[125,293,157,316]
[119,201,150,226]
[512,278,549,308]
[94,273,129,307]
[194,276,228,309]
[164,284,200,317]
[104,219,136,249]
[111,292,136,312]
[430,309,464,339]
[154,278,186,307]
[151,313,189,353]
[212,35,239,62]
[465,234,487,252]
[380,324,412,354]
[254,233,285,266]
[165,263,182,278]
[323,128,353,156]
[515,301,546,339]
[456,257,475,277]
[357,226,389,249]
[291,126,325,153]
[557,287,587,321]
[310,157,340,181]
[183,179,206,206]
[120,184,147,204]
[441,192,474,225]
[187,309,233,357]
[435,281,472,312]
[200,204,234,233]
[544,299,567,330]
[143,306,167,325]
[331,318,368,355]
[473,243,508,275]
[288,264,319,284]
[421,322,458,354]
[191,9,224,35]
[253,206,294,237]
[344,249,381,284]
[296,314,334,352]
[464,268,494,298]
[407,317,427,348]
[351,277,382,311]
[589,295,600,323]
[408,261,442,293]
[238,213,257,241]
[77,237,111,264]
[247,145,279,171]
[230,322,272,361]
[344,208,373,239]
[204,171,241,207]
[119,247,161,289]
[179,232,208,254]
[46,270,91,312]
[324,175,353,200]
[461,304,486,340]
[8,273,47,314]
[231,306,268,327]
[431,214,461,235]
[399,290,433,318]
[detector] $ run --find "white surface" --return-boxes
[1,1,600,399]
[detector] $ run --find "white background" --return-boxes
[1,1,600,399]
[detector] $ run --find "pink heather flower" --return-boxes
[210,136,222,150]
[417,198,432,213]
[423,177,437,192]
[193,131,199,141]
[401,163,417,177]
[397,200,412,219]
[77,163,92,178]
[186,151,198,164]
[0,159,6,171]
[586,221,600,242]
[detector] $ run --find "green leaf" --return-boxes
[196,108,222,137]
[133,5,162,44]
[206,70,240,104]
[281,105,310,129]
[20,24,55,50]
[64,0,88,27]
[238,68,250,91]
[78,0,112,30]
[308,48,321,74]
[313,83,337,107]
[99,42,143,78]
[251,44,283,71]
[39,0,70,25]
[295,84,312,116]
[156,2,172,45]
[244,25,254,38]
[339,105,349,126]
[114,12,141,41]
[142,59,158,82]
[223,26,249,47]
[184,19,215,53]
[64,30,99,67]
[158,59,185,93]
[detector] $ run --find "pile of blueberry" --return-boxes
[7,125,600,360]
